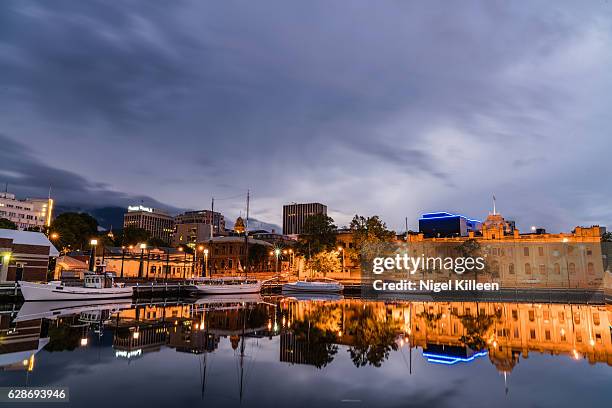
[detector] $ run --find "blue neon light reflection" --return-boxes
[422,351,488,365]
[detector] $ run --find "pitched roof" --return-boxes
[0,229,60,256]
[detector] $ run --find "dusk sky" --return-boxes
[1,1,611,232]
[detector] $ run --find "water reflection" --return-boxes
[1,297,611,406]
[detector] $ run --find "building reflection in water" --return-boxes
[278,299,612,370]
[2,298,611,377]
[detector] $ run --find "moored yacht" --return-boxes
[19,274,133,301]
[282,278,344,293]
[190,277,262,295]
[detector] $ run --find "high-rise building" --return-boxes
[282,202,327,235]
[174,210,225,234]
[0,192,53,230]
[123,205,174,243]
[171,210,225,246]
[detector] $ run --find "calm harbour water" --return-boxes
[1,296,610,408]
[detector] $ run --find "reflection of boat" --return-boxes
[14,299,133,322]
[193,293,263,306]
[191,277,262,295]
[19,274,133,301]
[284,293,344,302]
[282,278,344,293]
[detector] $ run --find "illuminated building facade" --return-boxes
[123,205,174,244]
[0,192,53,230]
[172,210,225,246]
[0,230,59,282]
[407,218,606,289]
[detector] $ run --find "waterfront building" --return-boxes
[0,229,59,282]
[123,205,174,244]
[197,236,274,275]
[407,213,606,289]
[0,192,53,230]
[282,202,327,235]
[418,211,482,238]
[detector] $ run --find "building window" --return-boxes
[538,247,544,256]
[509,263,515,274]
[525,263,531,274]
[587,262,594,274]
[524,247,529,256]
[539,264,546,275]
[554,263,560,274]
[568,263,576,274]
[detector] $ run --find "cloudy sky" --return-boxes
[1,0,611,232]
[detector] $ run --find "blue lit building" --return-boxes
[418,212,482,238]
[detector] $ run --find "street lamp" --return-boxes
[89,239,98,272]
[274,248,281,277]
[338,246,345,273]
[120,246,126,279]
[197,245,205,277]
[203,248,209,278]
[50,232,59,240]
[138,243,146,278]
[178,246,187,279]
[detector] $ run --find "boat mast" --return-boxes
[244,190,250,278]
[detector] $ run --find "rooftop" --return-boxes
[0,228,60,256]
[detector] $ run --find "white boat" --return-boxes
[190,277,262,295]
[19,274,133,301]
[282,278,344,293]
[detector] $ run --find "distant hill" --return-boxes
[55,205,127,230]
[55,206,282,234]
[226,217,282,234]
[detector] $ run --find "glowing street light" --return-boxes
[88,239,98,272]
[203,248,209,277]
[138,243,147,278]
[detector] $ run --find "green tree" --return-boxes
[602,232,612,242]
[50,212,98,250]
[114,225,150,246]
[456,238,488,279]
[0,218,17,230]
[295,214,337,258]
[347,214,395,263]
[147,237,169,248]
[306,250,341,276]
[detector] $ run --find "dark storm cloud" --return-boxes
[1,0,612,231]
[0,133,180,212]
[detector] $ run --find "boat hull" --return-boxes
[192,282,262,295]
[282,281,344,293]
[18,281,133,301]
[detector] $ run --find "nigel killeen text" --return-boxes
[372,254,485,275]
